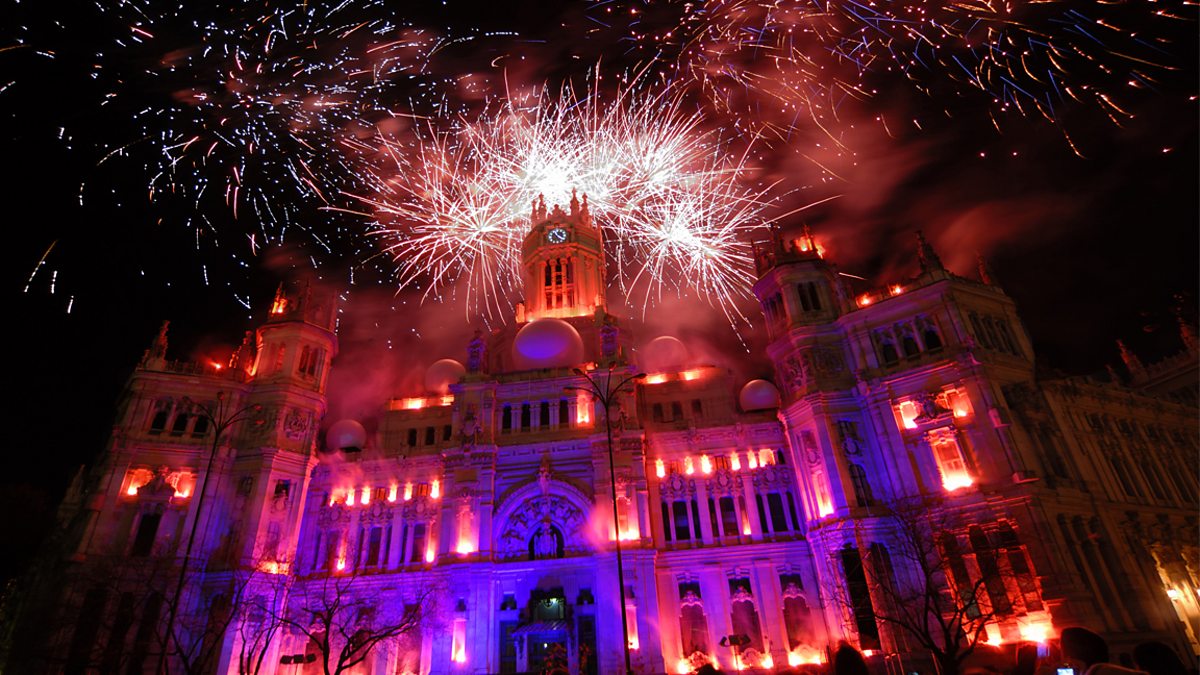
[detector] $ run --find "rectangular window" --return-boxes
[499,621,518,673]
[443,424,452,441]
[502,406,512,433]
[719,496,738,537]
[424,427,435,445]
[767,493,789,532]
[410,524,427,563]
[840,546,881,650]
[131,513,161,557]
[521,403,531,431]
[559,399,569,427]
[691,399,703,417]
[671,401,683,420]
[661,502,673,542]
[407,428,418,446]
[652,403,664,422]
[540,401,551,427]
[366,527,384,567]
[672,501,691,541]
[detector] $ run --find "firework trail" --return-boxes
[13,0,512,263]
[597,0,1192,146]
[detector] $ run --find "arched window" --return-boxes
[679,585,709,657]
[875,329,899,366]
[780,575,812,650]
[922,320,943,351]
[728,580,765,652]
[149,400,171,433]
[848,463,875,506]
[900,327,920,358]
[170,411,190,436]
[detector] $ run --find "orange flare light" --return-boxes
[258,560,290,575]
[1018,620,1053,643]
[575,393,592,425]
[942,473,974,492]
[645,373,667,385]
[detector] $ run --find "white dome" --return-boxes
[326,419,367,451]
[640,335,689,372]
[739,379,781,411]
[512,318,585,370]
[425,358,466,394]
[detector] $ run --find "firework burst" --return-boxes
[359,82,777,321]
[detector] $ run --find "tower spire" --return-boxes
[141,320,170,367]
[917,231,945,272]
[1177,312,1198,354]
[976,251,996,285]
[1117,339,1145,376]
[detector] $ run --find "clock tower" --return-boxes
[520,190,607,321]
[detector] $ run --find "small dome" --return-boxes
[425,358,466,395]
[512,318,585,370]
[739,379,781,411]
[640,335,689,372]
[326,419,367,452]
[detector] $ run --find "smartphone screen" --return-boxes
[1057,667,1075,675]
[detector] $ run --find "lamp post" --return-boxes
[158,391,261,674]
[567,365,646,675]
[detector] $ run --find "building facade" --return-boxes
[9,203,1198,674]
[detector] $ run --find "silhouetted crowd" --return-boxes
[685,628,1194,675]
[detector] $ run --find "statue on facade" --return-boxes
[467,330,487,373]
[460,407,480,450]
[600,315,620,360]
[533,522,560,559]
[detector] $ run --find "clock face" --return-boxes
[547,227,568,243]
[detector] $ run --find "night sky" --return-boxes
[1,1,1195,582]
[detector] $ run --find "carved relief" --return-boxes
[496,493,587,560]
[284,408,312,442]
[783,355,805,393]
[249,406,277,441]
[800,430,820,465]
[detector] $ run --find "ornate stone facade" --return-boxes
[11,224,1197,675]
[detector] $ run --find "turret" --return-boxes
[752,225,844,342]
[520,191,606,321]
[226,282,339,569]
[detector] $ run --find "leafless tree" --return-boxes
[836,497,1040,675]
[233,569,291,675]
[12,554,280,675]
[274,575,435,675]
